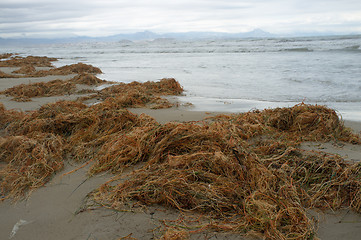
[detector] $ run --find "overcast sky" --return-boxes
[1,0,361,38]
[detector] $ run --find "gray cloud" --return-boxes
[1,0,361,38]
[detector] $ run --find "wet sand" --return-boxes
[1,66,361,239]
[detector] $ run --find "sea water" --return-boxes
[1,35,361,121]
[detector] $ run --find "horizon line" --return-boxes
[1,29,360,41]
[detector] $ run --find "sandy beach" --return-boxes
[1,58,361,240]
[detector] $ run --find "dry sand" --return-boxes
[1,66,361,239]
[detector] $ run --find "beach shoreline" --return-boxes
[1,59,361,240]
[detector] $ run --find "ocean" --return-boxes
[2,35,361,121]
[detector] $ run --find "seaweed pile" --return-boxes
[70,73,108,85]
[79,78,184,109]
[24,62,102,77]
[0,53,13,59]
[1,74,182,108]
[0,54,101,78]
[0,70,19,78]
[0,103,24,129]
[0,55,182,108]
[1,54,361,239]
[2,80,77,101]
[1,98,360,239]
[0,133,64,197]
[0,73,109,102]
[91,104,361,239]
[0,55,57,67]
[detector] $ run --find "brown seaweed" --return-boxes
[2,54,361,239]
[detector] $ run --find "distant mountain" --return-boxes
[0,29,276,46]
[161,29,276,39]
[2,30,360,46]
[239,28,274,38]
[97,31,160,41]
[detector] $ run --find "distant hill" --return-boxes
[0,29,276,46]
[3,30,358,46]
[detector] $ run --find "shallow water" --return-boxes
[2,35,361,120]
